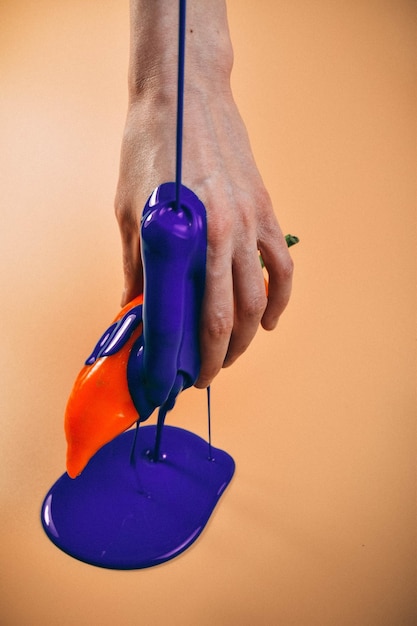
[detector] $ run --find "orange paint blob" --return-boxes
[65,295,143,478]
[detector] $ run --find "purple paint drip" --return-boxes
[41,425,234,569]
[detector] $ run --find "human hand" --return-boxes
[115,0,294,389]
[115,88,293,388]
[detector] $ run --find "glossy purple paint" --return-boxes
[41,182,235,569]
[41,425,234,569]
[128,183,207,422]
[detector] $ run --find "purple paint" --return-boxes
[41,183,235,569]
[128,183,207,422]
[41,425,234,569]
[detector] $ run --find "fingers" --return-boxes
[116,191,294,391]
[259,226,294,331]
[195,236,234,388]
[222,239,266,368]
[195,202,294,389]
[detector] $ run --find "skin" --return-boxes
[115,0,294,389]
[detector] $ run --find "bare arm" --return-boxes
[115,0,294,388]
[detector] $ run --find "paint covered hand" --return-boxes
[115,0,294,389]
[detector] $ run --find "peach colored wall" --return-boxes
[1,1,415,624]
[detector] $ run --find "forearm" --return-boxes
[128,0,234,101]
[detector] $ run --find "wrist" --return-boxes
[127,0,233,103]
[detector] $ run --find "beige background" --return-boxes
[1,1,415,624]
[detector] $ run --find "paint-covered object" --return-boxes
[127,183,207,421]
[42,184,236,570]
[65,183,207,478]
[65,296,144,478]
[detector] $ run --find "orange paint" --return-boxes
[65,295,143,478]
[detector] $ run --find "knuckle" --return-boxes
[239,202,256,232]
[254,185,273,213]
[204,311,233,342]
[279,254,294,281]
[242,291,267,321]
[259,214,280,243]
[207,212,233,250]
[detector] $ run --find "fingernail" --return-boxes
[194,378,210,390]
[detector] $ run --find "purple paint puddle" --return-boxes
[41,425,234,569]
